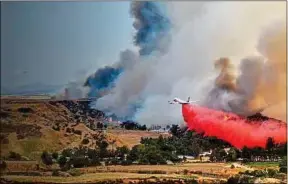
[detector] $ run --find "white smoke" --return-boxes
[95,1,286,125]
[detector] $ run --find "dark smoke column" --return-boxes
[131,1,171,56]
[84,2,171,110]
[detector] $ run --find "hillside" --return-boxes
[0,98,166,160]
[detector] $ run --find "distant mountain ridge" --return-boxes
[1,83,63,95]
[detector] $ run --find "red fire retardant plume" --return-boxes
[182,104,287,149]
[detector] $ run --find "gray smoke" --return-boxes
[202,19,286,118]
[95,2,286,125]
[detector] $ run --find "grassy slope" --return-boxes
[0,98,166,160]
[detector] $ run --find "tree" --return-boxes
[96,140,109,158]
[241,146,251,161]
[139,124,147,131]
[41,151,53,167]
[226,148,237,162]
[62,148,73,157]
[57,155,67,169]
[170,124,180,137]
[127,145,140,162]
[210,148,227,162]
[121,121,139,130]
[279,156,287,173]
[116,146,130,159]
[52,152,59,160]
[69,156,89,168]
[97,122,103,129]
[82,138,89,145]
[0,160,7,172]
[266,137,275,151]
[266,137,275,160]
[8,151,21,161]
[183,156,187,162]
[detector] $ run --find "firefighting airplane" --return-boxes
[168,97,199,105]
[168,97,283,123]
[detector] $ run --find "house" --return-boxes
[199,150,212,157]
[178,155,195,160]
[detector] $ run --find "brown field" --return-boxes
[79,163,231,174]
[5,161,39,172]
[107,129,169,148]
[1,173,190,183]
[2,161,244,183]
[1,161,286,184]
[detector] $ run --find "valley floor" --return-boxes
[0,162,255,184]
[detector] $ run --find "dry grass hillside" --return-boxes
[0,98,167,160]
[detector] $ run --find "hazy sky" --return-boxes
[1,2,135,93]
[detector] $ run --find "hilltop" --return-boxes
[0,97,167,160]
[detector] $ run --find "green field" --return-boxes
[245,162,279,169]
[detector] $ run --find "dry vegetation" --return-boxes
[0,98,168,160]
[107,129,169,148]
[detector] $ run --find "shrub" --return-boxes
[120,160,132,166]
[17,107,33,113]
[241,158,249,163]
[1,138,9,144]
[41,151,53,166]
[0,112,9,118]
[110,158,119,165]
[68,169,82,176]
[66,128,72,133]
[53,125,60,131]
[227,175,240,184]
[73,129,82,135]
[137,170,166,174]
[52,152,59,160]
[227,148,237,162]
[8,151,22,161]
[62,148,73,157]
[183,169,189,175]
[186,180,199,184]
[251,170,267,177]
[238,175,255,184]
[276,173,286,179]
[279,156,287,173]
[279,166,287,173]
[0,160,7,172]
[244,170,251,175]
[82,138,89,145]
[52,170,60,176]
[57,155,67,169]
[267,168,278,177]
[69,156,89,168]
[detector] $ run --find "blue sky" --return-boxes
[1,2,135,94]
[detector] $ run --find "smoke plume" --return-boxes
[131,2,171,55]
[88,2,286,125]
[84,50,138,98]
[86,1,171,119]
[202,19,286,117]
